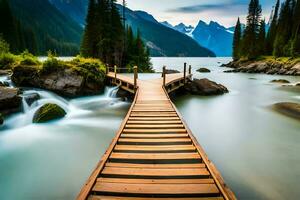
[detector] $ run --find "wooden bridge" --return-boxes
[77,65,236,200]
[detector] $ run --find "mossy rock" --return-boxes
[0,113,4,125]
[33,103,66,123]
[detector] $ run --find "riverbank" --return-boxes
[222,57,300,75]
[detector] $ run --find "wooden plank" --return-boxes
[130,113,178,117]
[97,177,214,184]
[105,163,205,169]
[123,129,187,133]
[114,145,196,152]
[128,117,180,121]
[92,182,220,195]
[127,120,182,124]
[121,134,189,138]
[109,152,201,160]
[118,138,191,144]
[125,124,184,129]
[88,195,224,200]
[101,167,210,177]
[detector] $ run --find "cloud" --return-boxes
[168,2,247,14]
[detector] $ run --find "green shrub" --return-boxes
[41,57,68,73]
[19,50,41,66]
[0,53,18,69]
[71,56,106,73]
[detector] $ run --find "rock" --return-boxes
[24,93,40,106]
[0,86,22,115]
[296,83,300,86]
[0,69,12,76]
[0,113,3,125]
[33,103,66,123]
[12,64,105,97]
[223,69,239,73]
[197,68,211,73]
[116,88,133,101]
[222,59,300,76]
[272,102,300,120]
[0,81,9,87]
[164,69,180,74]
[270,79,290,84]
[185,78,229,95]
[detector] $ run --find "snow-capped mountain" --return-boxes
[161,20,234,56]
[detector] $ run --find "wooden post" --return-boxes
[114,65,117,84]
[184,62,187,84]
[134,66,138,92]
[189,65,192,75]
[162,66,166,87]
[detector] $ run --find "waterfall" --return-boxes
[107,86,119,98]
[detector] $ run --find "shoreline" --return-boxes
[222,57,300,76]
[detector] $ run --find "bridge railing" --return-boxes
[162,62,192,86]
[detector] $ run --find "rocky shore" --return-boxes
[222,59,300,75]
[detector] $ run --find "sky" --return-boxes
[117,0,276,27]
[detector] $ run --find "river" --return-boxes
[0,57,300,199]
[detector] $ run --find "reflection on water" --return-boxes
[151,57,300,200]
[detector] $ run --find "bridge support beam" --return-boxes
[184,63,187,85]
[162,66,166,87]
[134,66,138,92]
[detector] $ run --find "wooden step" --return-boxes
[128,117,180,121]
[127,120,182,124]
[92,182,220,196]
[88,195,224,200]
[101,167,210,177]
[105,163,205,169]
[109,152,201,160]
[123,129,187,133]
[118,138,192,144]
[125,124,185,129]
[121,134,189,139]
[114,145,196,152]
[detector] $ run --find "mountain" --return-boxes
[162,20,234,56]
[7,0,83,55]
[173,23,194,35]
[191,21,233,56]
[49,1,214,57]
[48,0,88,27]
[121,6,215,57]
[161,21,173,29]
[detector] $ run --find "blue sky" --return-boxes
[117,0,276,27]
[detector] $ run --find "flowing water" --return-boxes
[0,57,300,199]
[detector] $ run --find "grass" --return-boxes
[0,50,41,70]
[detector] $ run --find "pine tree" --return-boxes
[80,0,97,57]
[265,0,280,55]
[258,19,266,55]
[233,18,242,60]
[241,0,262,59]
[274,0,294,56]
[291,0,300,56]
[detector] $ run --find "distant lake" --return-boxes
[0,57,299,199]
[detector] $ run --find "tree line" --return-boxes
[233,0,300,60]
[81,0,153,72]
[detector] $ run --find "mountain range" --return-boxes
[161,21,237,56]
[48,0,215,57]
[3,0,237,57]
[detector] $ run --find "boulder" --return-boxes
[0,81,9,87]
[33,103,66,123]
[185,78,229,95]
[24,93,40,106]
[0,113,3,125]
[116,88,133,101]
[0,69,12,76]
[0,86,22,115]
[270,79,290,84]
[272,102,300,120]
[197,68,211,73]
[164,69,180,74]
[12,64,105,97]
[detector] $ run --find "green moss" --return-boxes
[0,53,19,69]
[33,103,66,123]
